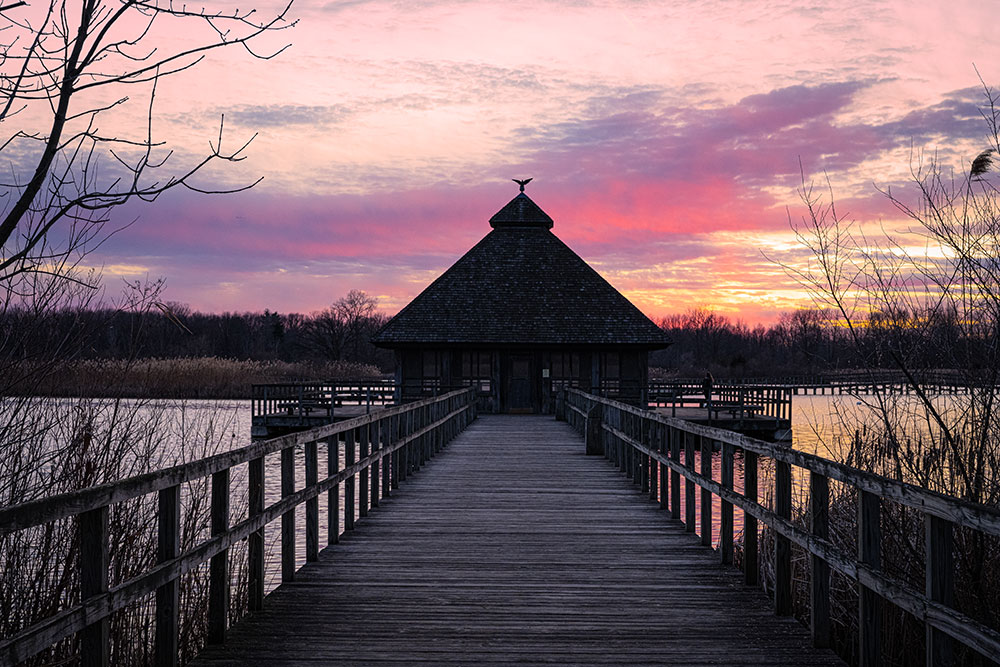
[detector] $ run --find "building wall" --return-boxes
[396,346,649,414]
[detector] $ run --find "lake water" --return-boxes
[7,392,961,590]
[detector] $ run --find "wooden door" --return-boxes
[508,355,533,413]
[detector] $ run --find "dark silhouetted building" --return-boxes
[372,188,670,413]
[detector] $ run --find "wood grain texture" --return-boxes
[192,415,841,667]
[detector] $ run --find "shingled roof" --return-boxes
[372,191,671,348]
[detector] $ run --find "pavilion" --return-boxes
[372,184,671,413]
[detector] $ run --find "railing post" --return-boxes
[249,456,265,609]
[925,515,954,667]
[810,472,831,647]
[208,469,230,644]
[700,436,713,547]
[684,433,696,532]
[858,490,881,667]
[345,429,356,531]
[609,406,617,465]
[391,414,401,489]
[585,403,603,455]
[306,440,319,562]
[419,405,428,466]
[555,389,566,421]
[328,436,340,545]
[658,423,668,510]
[297,384,304,425]
[381,418,391,500]
[281,447,296,581]
[744,448,758,586]
[260,385,268,426]
[670,427,681,521]
[721,442,734,565]
[400,411,410,482]
[359,423,369,519]
[775,459,792,615]
[155,486,179,667]
[647,420,656,501]
[80,506,109,667]
[642,418,652,496]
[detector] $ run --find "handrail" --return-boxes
[659,371,990,390]
[250,381,397,423]
[647,381,792,422]
[0,388,477,667]
[564,388,1000,666]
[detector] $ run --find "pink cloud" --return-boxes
[92,82,994,321]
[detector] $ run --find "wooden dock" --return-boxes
[192,415,839,666]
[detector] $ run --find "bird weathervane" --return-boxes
[513,177,532,193]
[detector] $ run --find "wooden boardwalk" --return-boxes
[193,415,841,666]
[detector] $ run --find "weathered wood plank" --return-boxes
[858,490,880,667]
[208,470,230,645]
[925,515,954,666]
[248,457,265,611]
[79,506,108,667]
[775,460,792,616]
[156,485,180,667]
[192,415,841,667]
[810,472,831,648]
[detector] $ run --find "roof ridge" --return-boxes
[488,193,553,229]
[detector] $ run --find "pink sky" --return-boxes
[11,0,1000,324]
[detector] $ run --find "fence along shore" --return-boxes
[1,384,999,665]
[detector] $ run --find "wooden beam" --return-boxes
[858,490,881,667]
[155,486,180,667]
[720,442,734,565]
[281,447,296,582]
[305,441,319,562]
[700,435,712,547]
[926,515,954,667]
[744,449,759,587]
[208,469,230,645]
[810,472,830,648]
[79,506,108,667]
[774,460,792,615]
[248,456,265,610]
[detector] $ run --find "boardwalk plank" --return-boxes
[193,415,841,666]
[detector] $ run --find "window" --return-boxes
[422,351,442,390]
[550,352,580,379]
[460,351,492,393]
[601,352,620,378]
[461,350,492,378]
[601,352,620,396]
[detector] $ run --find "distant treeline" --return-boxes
[2,289,395,371]
[2,289,970,384]
[653,306,973,378]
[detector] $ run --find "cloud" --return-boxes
[84,79,1000,322]
[223,104,356,127]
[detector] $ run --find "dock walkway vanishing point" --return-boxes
[193,414,841,666]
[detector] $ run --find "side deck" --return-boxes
[193,415,840,666]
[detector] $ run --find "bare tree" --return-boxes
[783,79,1000,506]
[0,3,295,661]
[305,290,387,364]
[0,0,295,288]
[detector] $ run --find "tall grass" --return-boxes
[0,397,253,665]
[734,400,1000,667]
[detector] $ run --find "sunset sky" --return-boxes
[25,0,1000,324]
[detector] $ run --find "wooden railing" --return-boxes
[0,388,476,667]
[665,372,985,394]
[563,388,1000,667]
[647,381,792,421]
[251,381,396,424]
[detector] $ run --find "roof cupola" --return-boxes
[489,179,553,229]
